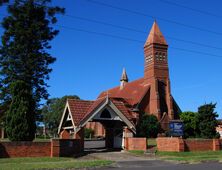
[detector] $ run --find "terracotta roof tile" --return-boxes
[67,99,94,126]
[80,97,106,124]
[144,21,167,46]
[98,78,148,106]
[110,98,136,124]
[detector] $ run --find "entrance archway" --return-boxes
[58,97,135,152]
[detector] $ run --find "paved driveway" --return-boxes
[83,140,222,170]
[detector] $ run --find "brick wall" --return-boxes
[184,139,212,151]
[220,139,222,149]
[157,137,221,152]
[51,139,83,157]
[157,137,184,152]
[0,141,51,158]
[0,139,83,158]
[125,137,147,151]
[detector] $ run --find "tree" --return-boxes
[197,103,219,139]
[179,111,198,138]
[41,95,79,136]
[0,0,64,138]
[0,0,9,6]
[136,113,161,138]
[5,80,36,141]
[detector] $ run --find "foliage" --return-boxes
[136,113,161,138]
[0,0,65,125]
[5,80,36,141]
[0,0,9,6]
[196,103,219,139]
[179,111,198,138]
[41,95,79,136]
[84,128,94,139]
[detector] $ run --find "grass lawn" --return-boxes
[0,157,113,170]
[156,151,222,163]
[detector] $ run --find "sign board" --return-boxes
[169,120,184,137]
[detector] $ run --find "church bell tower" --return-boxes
[144,21,174,123]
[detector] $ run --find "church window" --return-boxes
[146,55,153,64]
[155,52,159,60]
[159,53,163,61]
[162,53,166,61]
[100,109,111,118]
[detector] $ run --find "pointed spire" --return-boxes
[120,68,128,90]
[144,20,167,47]
[120,68,128,82]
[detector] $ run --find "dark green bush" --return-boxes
[84,128,94,139]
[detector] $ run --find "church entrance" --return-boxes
[85,107,128,151]
[58,97,136,152]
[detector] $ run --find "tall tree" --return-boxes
[41,95,80,137]
[0,0,9,5]
[0,0,64,140]
[197,103,219,139]
[6,80,36,141]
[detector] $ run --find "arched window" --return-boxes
[155,52,159,60]
[100,109,111,118]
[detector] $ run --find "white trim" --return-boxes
[58,102,69,134]
[67,104,76,131]
[109,101,136,133]
[75,98,136,134]
[57,101,76,134]
[63,126,74,130]
[75,98,108,132]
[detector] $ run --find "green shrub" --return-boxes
[84,128,94,139]
[136,113,161,138]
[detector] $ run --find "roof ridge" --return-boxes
[99,77,144,95]
[67,98,94,102]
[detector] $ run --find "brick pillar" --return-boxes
[51,139,60,157]
[105,128,114,149]
[74,128,84,150]
[149,78,161,119]
[178,138,185,152]
[59,130,70,139]
[166,79,174,120]
[213,139,220,151]
[123,127,133,150]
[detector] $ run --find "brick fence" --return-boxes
[157,137,222,152]
[124,137,147,151]
[0,139,83,158]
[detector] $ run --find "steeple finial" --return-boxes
[120,68,128,82]
[144,20,167,47]
[120,68,128,89]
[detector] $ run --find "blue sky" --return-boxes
[0,0,222,118]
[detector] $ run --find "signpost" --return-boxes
[169,120,184,137]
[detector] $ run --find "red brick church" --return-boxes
[58,21,180,147]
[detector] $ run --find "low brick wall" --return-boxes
[51,139,83,157]
[184,139,212,151]
[0,141,51,158]
[125,137,147,151]
[157,137,221,152]
[0,139,83,158]
[157,137,184,152]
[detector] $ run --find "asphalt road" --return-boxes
[100,160,222,170]
[84,140,222,170]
